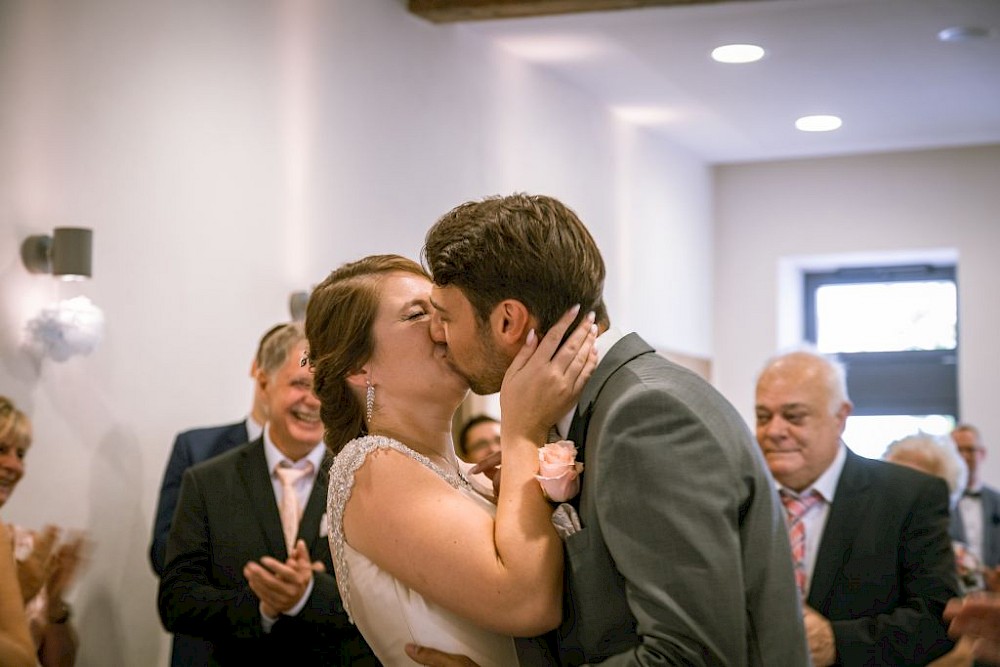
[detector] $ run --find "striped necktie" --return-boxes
[780,489,822,598]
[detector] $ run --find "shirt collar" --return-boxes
[263,424,325,476]
[556,326,628,440]
[777,440,847,503]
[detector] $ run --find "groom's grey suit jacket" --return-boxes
[555,333,808,666]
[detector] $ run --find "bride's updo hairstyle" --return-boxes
[305,254,431,455]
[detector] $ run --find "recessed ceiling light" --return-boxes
[711,44,765,64]
[938,26,993,42]
[795,115,842,132]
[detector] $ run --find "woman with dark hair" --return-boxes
[305,254,596,666]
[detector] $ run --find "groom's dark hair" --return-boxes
[423,193,609,335]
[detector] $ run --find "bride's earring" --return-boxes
[365,378,375,425]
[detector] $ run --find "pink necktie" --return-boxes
[276,462,313,554]
[780,489,822,598]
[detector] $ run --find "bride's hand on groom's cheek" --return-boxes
[404,643,481,667]
[500,305,597,439]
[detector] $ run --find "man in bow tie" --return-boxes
[951,424,1000,578]
[157,323,374,666]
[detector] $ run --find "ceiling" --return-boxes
[454,0,1000,164]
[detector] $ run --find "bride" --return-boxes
[304,254,596,666]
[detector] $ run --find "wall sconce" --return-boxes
[20,227,93,280]
[25,296,105,362]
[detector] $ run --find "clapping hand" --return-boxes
[16,525,59,603]
[244,540,316,617]
[45,530,89,613]
[499,305,597,446]
[945,593,1000,664]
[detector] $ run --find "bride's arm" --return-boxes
[343,308,597,636]
[491,307,597,630]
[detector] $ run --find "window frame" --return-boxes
[803,264,958,419]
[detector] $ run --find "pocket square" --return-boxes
[319,512,329,538]
[551,503,582,540]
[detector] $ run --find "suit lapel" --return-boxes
[566,334,654,516]
[808,450,871,611]
[568,333,654,461]
[298,454,331,561]
[238,438,288,559]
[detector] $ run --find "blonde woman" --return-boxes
[0,520,35,667]
[0,396,84,667]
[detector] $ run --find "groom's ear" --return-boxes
[490,299,538,347]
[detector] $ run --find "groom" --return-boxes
[414,194,808,665]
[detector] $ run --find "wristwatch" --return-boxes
[48,600,71,625]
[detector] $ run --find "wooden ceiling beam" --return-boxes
[408,0,739,23]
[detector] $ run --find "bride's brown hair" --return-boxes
[305,254,430,454]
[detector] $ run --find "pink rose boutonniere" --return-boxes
[535,440,584,502]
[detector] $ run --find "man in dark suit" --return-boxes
[150,324,283,666]
[755,349,960,666]
[951,424,1000,571]
[157,323,373,666]
[414,193,808,665]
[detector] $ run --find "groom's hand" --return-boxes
[404,643,481,666]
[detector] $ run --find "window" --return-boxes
[804,264,958,459]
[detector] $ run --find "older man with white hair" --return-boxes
[755,349,960,666]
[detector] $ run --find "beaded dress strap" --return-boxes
[326,434,473,621]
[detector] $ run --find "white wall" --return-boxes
[713,145,1000,478]
[0,1,712,665]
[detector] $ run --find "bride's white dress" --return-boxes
[327,435,519,667]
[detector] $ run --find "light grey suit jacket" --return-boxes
[555,334,808,666]
[950,484,1000,568]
